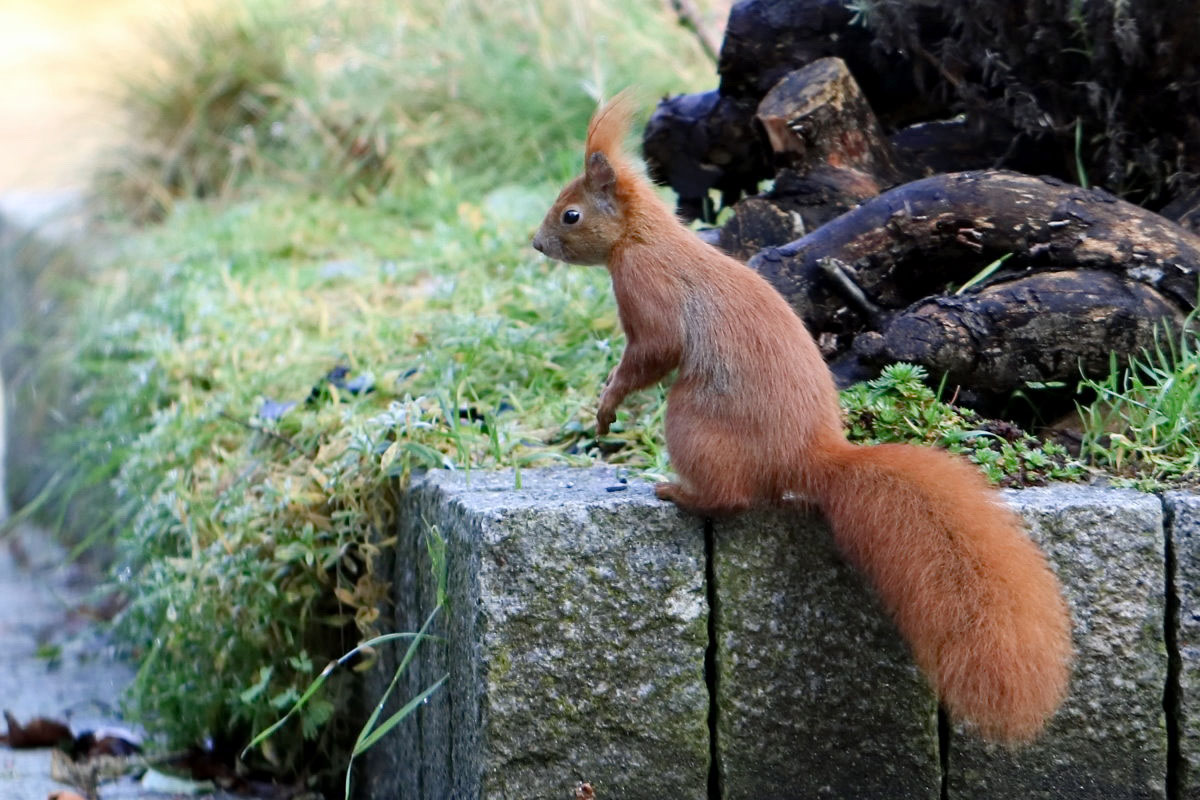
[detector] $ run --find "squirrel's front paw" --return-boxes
[596,405,616,436]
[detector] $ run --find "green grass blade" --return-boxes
[345,606,442,763]
[955,253,1012,295]
[1074,117,1090,189]
[353,673,449,755]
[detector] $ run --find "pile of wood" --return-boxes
[644,0,1200,411]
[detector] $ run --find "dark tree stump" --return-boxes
[642,91,770,222]
[755,58,900,183]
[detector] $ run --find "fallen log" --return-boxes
[857,270,1187,399]
[750,170,1200,334]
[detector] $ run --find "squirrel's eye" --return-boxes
[562,209,581,225]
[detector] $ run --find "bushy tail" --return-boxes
[812,441,1072,742]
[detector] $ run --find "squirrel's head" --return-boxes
[531,151,624,265]
[532,92,638,266]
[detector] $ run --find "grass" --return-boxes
[1077,315,1200,488]
[95,0,714,221]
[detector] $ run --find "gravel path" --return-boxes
[0,525,217,800]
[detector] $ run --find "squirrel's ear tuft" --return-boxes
[585,151,617,200]
[585,89,637,163]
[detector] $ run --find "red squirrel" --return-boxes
[532,92,1072,742]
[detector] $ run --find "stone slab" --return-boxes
[382,468,710,800]
[713,508,941,800]
[949,487,1168,799]
[360,477,441,800]
[1166,492,1200,799]
[367,471,1186,799]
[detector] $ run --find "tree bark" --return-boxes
[750,170,1200,333]
[642,91,769,222]
[755,58,901,183]
[862,270,1186,397]
[718,165,882,260]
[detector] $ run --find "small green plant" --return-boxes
[1077,316,1200,487]
[841,363,1084,486]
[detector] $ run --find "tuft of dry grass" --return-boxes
[94,0,714,221]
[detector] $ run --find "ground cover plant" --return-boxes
[1077,314,1200,488]
[11,0,1200,789]
[839,363,1083,487]
[30,0,712,785]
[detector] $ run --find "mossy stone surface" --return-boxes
[365,470,1188,799]
[391,467,710,800]
[949,487,1168,799]
[713,508,941,800]
[1166,492,1200,800]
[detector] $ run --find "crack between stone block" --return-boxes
[705,517,722,800]
[1163,496,1183,800]
[938,706,950,800]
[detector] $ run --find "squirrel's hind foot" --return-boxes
[654,481,752,516]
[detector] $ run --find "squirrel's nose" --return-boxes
[531,236,545,254]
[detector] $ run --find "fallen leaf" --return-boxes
[47,791,87,800]
[72,727,143,759]
[4,711,72,748]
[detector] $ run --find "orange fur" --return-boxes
[585,89,637,163]
[533,94,1072,742]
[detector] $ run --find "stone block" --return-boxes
[382,467,710,800]
[1166,492,1200,799]
[948,487,1168,799]
[364,471,1178,799]
[360,478,444,800]
[712,508,941,800]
